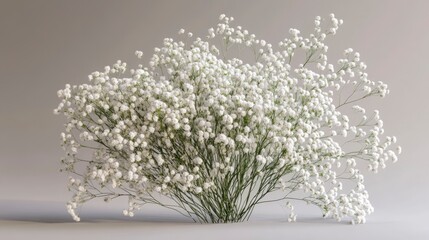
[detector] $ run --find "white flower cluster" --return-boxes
[55,14,400,224]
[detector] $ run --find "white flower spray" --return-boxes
[55,14,400,224]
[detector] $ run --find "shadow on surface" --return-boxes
[0,200,351,225]
[0,200,194,224]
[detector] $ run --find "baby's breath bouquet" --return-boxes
[55,14,400,224]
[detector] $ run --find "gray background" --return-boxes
[1,0,428,239]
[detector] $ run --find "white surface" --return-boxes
[0,200,427,240]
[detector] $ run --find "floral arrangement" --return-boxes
[54,14,401,224]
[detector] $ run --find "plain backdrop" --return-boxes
[1,0,428,239]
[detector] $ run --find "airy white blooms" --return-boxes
[55,14,400,224]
